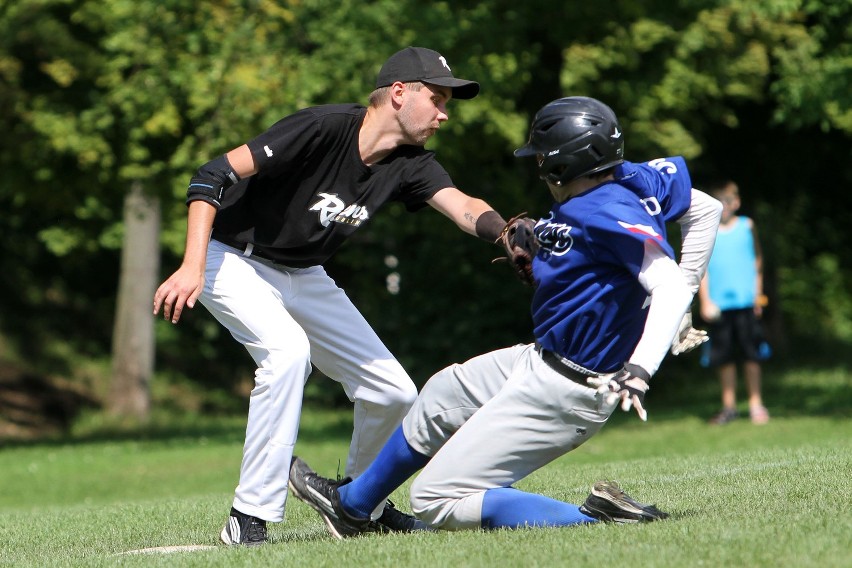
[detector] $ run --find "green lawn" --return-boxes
[1,366,849,567]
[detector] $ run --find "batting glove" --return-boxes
[670,312,708,356]
[588,364,651,421]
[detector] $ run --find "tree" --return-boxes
[549,0,852,347]
[0,0,308,416]
[0,0,848,424]
[108,183,158,416]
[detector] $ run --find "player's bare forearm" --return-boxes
[181,201,217,266]
[153,201,216,324]
[428,188,505,239]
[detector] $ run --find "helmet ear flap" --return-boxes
[541,165,568,186]
[541,142,608,185]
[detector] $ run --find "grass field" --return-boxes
[1,366,849,567]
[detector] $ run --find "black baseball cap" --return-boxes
[375,47,480,100]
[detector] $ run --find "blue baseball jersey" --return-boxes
[531,157,692,373]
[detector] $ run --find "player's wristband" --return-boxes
[476,210,507,243]
[623,363,651,383]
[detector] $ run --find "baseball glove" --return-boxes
[494,213,539,286]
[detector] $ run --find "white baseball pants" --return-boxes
[200,239,417,522]
[403,343,617,529]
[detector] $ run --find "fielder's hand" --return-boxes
[153,264,204,324]
[671,312,708,355]
[588,363,651,421]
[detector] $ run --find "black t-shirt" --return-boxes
[213,104,454,267]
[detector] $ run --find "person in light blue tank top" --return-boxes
[698,180,771,425]
[706,216,758,310]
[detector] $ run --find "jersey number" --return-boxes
[640,197,662,216]
[647,158,678,174]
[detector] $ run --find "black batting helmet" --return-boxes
[514,96,624,186]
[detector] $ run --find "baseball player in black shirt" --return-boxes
[153,46,509,545]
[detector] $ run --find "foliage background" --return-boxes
[0,0,849,423]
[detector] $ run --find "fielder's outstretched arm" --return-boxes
[427,186,506,242]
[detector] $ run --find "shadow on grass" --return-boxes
[0,417,246,449]
[0,403,356,450]
[2,356,847,449]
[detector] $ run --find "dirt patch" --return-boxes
[0,365,99,441]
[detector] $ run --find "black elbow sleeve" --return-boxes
[186,155,241,208]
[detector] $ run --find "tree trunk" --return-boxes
[108,181,160,418]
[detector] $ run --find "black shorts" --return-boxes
[701,308,771,367]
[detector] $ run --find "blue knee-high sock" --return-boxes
[480,487,597,528]
[338,426,430,518]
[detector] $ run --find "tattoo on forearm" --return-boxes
[465,212,477,225]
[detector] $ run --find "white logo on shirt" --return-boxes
[264,145,273,157]
[535,214,573,257]
[309,193,370,228]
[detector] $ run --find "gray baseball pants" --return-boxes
[403,343,617,529]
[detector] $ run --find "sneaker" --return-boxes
[220,507,268,546]
[750,405,770,425]
[579,480,669,523]
[369,500,434,533]
[289,456,370,539]
[709,407,739,425]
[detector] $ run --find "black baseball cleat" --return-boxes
[220,507,268,546]
[369,500,434,534]
[579,480,669,523]
[289,456,371,539]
